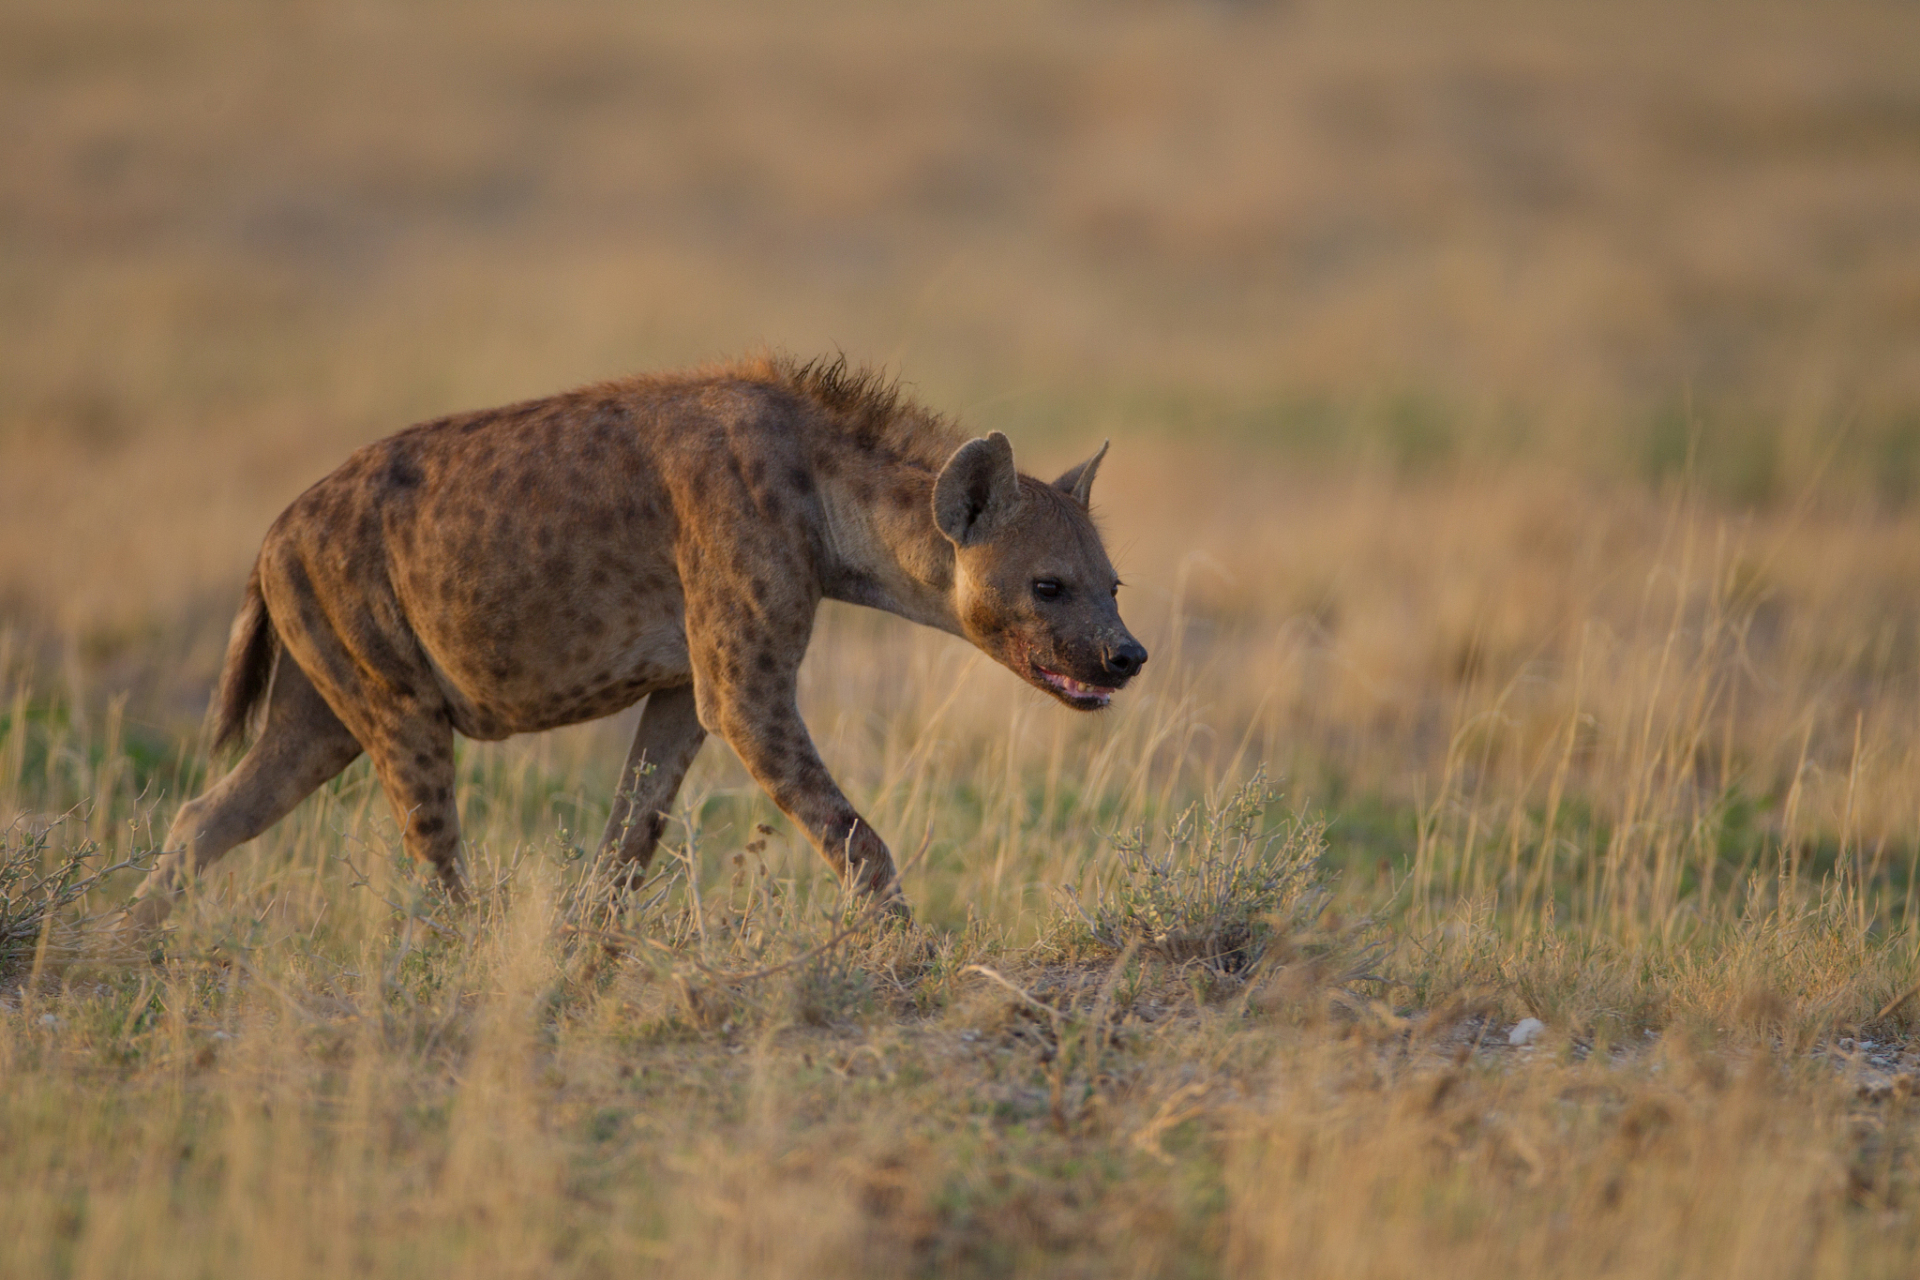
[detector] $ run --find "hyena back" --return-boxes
[127,356,1146,925]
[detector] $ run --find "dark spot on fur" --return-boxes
[385,449,423,491]
[414,814,446,837]
[788,465,815,495]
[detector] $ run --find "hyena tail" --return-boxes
[209,564,277,752]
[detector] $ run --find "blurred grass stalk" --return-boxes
[1406,489,1920,943]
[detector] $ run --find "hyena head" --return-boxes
[933,432,1148,710]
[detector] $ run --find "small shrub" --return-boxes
[1,814,147,979]
[1076,768,1330,976]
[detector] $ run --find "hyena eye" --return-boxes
[1111,581,1121,598]
[1032,578,1062,601]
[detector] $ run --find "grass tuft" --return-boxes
[1073,768,1330,976]
[0,814,149,982]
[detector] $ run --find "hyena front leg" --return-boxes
[689,637,904,909]
[597,684,707,883]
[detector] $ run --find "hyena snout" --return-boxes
[1102,637,1148,682]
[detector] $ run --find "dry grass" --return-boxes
[7,0,1920,1275]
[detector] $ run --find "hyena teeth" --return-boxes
[1037,667,1113,703]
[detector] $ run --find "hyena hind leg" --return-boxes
[125,657,364,929]
[597,684,708,886]
[359,716,468,902]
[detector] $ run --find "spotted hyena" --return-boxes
[126,356,1146,926]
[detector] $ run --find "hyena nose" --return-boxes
[1103,640,1148,681]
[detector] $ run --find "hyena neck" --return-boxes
[817,463,964,637]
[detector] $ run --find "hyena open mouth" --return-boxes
[1031,661,1120,709]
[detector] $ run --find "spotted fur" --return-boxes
[126,355,1146,925]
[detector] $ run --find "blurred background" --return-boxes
[5,0,1920,890]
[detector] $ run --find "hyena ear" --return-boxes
[934,431,1022,547]
[1052,440,1109,508]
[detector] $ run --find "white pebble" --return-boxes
[1508,1017,1545,1047]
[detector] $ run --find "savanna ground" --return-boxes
[7,1,1920,1275]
